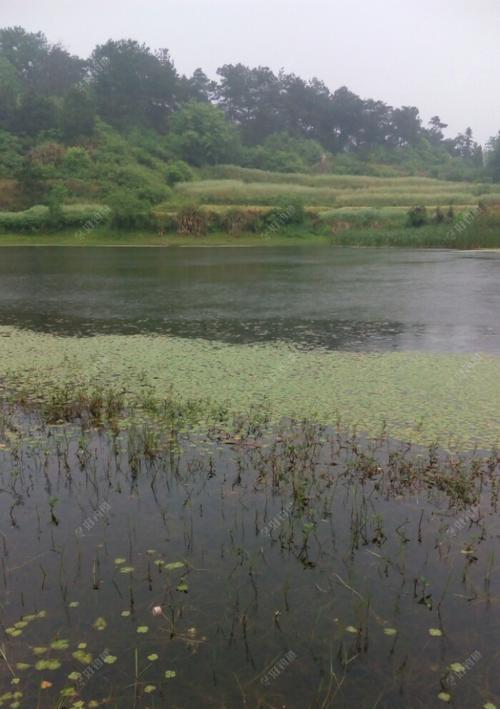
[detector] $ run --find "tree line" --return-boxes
[0,26,499,179]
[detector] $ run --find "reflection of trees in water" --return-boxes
[0,312,423,351]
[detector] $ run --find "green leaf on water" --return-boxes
[137,626,149,634]
[449,663,465,673]
[32,647,48,655]
[68,672,82,681]
[428,628,442,636]
[483,703,497,709]
[383,628,397,636]
[120,566,135,574]
[165,561,185,571]
[6,628,22,637]
[147,654,159,661]
[144,685,156,694]
[114,558,126,565]
[72,650,92,665]
[51,639,69,651]
[93,617,107,631]
[176,580,188,593]
[103,655,117,664]
[68,601,79,608]
[35,659,61,671]
[345,626,358,634]
[121,610,131,617]
[15,663,31,671]
[438,692,451,702]
[164,670,176,679]
[77,643,87,649]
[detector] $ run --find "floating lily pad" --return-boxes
[93,617,107,631]
[428,628,442,637]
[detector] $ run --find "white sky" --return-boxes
[1,0,499,144]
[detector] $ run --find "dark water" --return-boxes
[1,419,499,708]
[0,246,499,351]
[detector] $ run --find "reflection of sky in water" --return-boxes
[0,246,499,352]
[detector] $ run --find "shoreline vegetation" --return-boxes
[0,219,499,248]
[1,27,500,252]
[1,167,500,248]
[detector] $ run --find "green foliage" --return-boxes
[46,184,67,226]
[168,101,241,166]
[486,134,500,183]
[90,40,177,131]
[0,129,23,175]
[63,147,92,176]
[165,160,194,186]
[61,88,96,142]
[407,206,428,227]
[108,190,154,229]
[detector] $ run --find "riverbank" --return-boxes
[0,220,499,248]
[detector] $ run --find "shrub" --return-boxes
[175,205,208,235]
[108,191,154,229]
[0,205,50,231]
[220,208,261,234]
[407,206,428,227]
[63,147,92,176]
[165,160,194,186]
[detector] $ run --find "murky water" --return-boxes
[0,246,499,707]
[1,417,499,708]
[0,246,499,352]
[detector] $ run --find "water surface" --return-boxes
[0,246,499,352]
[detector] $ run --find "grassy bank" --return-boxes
[0,218,499,248]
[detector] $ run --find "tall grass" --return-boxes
[175,180,482,208]
[200,165,500,193]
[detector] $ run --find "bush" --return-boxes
[63,147,92,176]
[108,191,154,229]
[175,205,208,235]
[0,205,50,231]
[407,206,428,227]
[165,160,194,186]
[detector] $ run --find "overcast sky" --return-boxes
[1,0,499,144]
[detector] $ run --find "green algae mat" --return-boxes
[0,326,498,449]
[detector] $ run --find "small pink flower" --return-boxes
[152,605,162,617]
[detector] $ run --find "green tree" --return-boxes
[90,40,178,131]
[486,134,500,182]
[61,88,96,142]
[168,100,241,165]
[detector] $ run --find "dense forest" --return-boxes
[0,26,499,224]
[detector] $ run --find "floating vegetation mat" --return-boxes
[0,404,498,708]
[0,326,499,449]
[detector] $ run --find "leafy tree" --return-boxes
[486,134,500,182]
[15,92,58,136]
[168,100,241,165]
[61,88,96,142]
[0,27,85,94]
[89,40,178,131]
[165,160,193,186]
